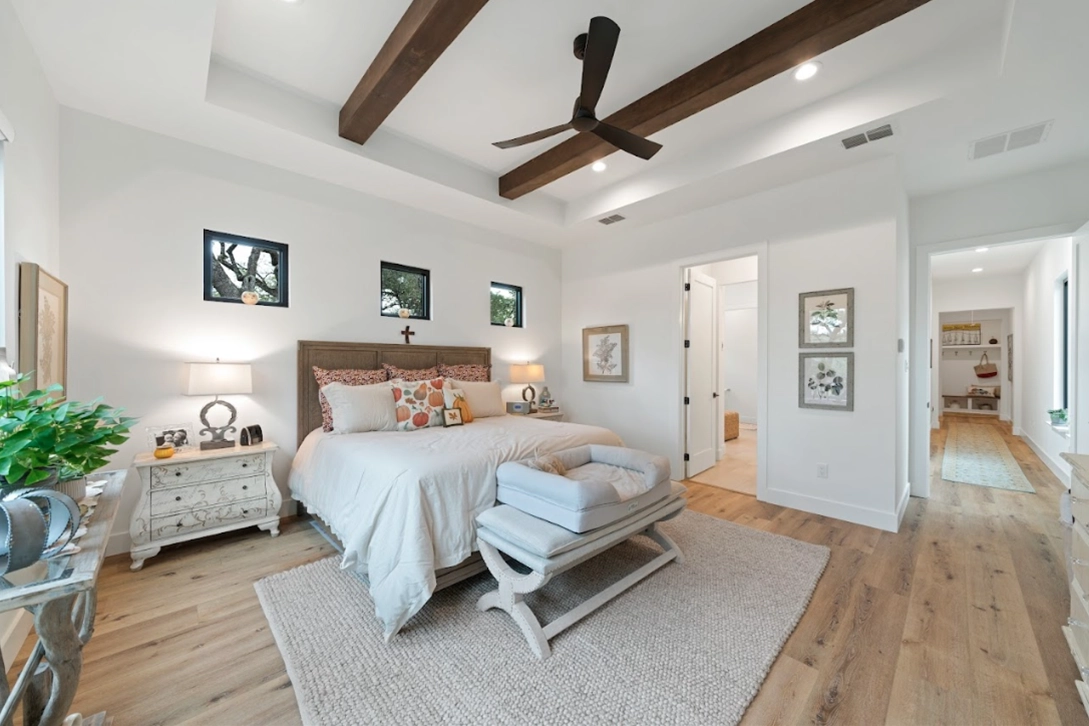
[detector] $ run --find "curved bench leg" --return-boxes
[476,539,554,659]
[644,524,684,564]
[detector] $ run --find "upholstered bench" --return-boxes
[477,447,686,659]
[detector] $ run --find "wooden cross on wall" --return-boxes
[401,326,415,344]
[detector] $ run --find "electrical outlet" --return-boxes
[817,463,829,479]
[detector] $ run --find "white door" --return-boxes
[685,270,718,477]
[1075,221,1089,453]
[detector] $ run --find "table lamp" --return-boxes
[186,360,252,450]
[509,363,545,411]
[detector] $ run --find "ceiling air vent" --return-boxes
[970,121,1052,160]
[598,214,626,225]
[841,123,895,150]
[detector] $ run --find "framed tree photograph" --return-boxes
[18,263,69,397]
[583,325,629,382]
[204,230,289,307]
[799,353,854,411]
[799,288,854,348]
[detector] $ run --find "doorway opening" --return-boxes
[682,255,760,496]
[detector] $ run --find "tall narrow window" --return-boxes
[204,230,289,307]
[381,262,430,320]
[490,282,523,327]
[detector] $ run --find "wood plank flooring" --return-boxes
[9,414,1084,725]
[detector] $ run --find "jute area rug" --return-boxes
[941,421,1034,493]
[256,510,829,726]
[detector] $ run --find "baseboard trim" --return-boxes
[896,485,911,528]
[1020,431,1070,486]
[764,487,898,532]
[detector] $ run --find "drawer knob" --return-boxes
[242,485,248,490]
[242,509,249,515]
[175,496,182,502]
[175,471,182,477]
[242,463,248,468]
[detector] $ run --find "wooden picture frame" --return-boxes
[18,263,69,397]
[799,352,854,411]
[799,288,854,348]
[582,325,629,382]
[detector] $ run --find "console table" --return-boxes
[0,470,125,726]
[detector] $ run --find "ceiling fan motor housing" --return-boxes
[573,32,588,60]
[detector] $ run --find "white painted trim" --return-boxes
[896,483,912,528]
[0,106,14,142]
[674,242,768,501]
[764,487,899,532]
[1021,431,1071,486]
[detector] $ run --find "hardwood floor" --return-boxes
[10,414,1083,725]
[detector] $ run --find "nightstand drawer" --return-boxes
[150,498,267,541]
[150,454,264,489]
[150,476,263,517]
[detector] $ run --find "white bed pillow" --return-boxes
[450,379,505,418]
[321,381,398,434]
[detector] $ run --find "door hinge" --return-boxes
[684,453,690,462]
[684,340,690,348]
[684,282,691,292]
[684,397,690,405]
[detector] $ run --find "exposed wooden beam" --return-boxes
[340,0,490,145]
[498,0,934,200]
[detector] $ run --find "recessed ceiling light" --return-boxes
[976,247,989,253]
[591,161,607,173]
[972,267,983,273]
[793,61,821,81]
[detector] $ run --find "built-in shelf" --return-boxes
[1050,421,1071,438]
[941,344,1002,350]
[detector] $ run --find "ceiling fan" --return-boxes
[492,16,662,161]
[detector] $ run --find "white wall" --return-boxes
[0,0,60,670]
[562,158,908,531]
[59,110,564,555]
[0,0,60,358]
[1020,237,1073,480]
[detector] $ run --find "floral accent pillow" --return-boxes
[392,378,446,431]
[443,387,474,424]
[383,364,440,382]
[438,363,491,382]
[313,366,388,432]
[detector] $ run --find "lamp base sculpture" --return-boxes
[198,398,239,451]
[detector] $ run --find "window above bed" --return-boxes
[381,262,430,320]
[490,282,523,328]
[204,230,289,307]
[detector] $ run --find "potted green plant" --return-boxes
[0,374,136,496]
[1048,408,1068,426]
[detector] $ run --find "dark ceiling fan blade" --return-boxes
[591,122,662,160]
[492,123,573,149]
[580,16,620,113]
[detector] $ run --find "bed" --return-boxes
[289,341,623,638]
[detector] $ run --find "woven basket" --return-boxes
[724,411,740,442]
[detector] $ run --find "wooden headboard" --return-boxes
[297,340,492,447]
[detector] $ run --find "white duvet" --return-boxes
[289,415,623,638]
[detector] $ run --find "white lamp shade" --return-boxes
[186,362,253,396]
[509,363,546,384]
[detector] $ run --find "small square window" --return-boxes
[381,262,430,320]
[204,230,289,307]
[491,282,523,327]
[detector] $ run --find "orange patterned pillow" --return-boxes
[313,366,388,432]
[438,363,491,382]
[392,378,446,431]
[383,364,439,382]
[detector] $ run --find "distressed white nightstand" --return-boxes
[527,410,564,422]
[129,441,282,571]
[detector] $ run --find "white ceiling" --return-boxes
[931,239,1046,281]
[10,0,1089,246]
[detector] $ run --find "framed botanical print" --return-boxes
[799,353,854,411]
[583,325,629,382]
[18,263,68,397]
[799,288,854,348]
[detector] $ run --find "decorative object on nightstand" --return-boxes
[506,401,531,415]
[129,441,282,571]
[186,360,252,450]
[537,385,554,410]
[153,444,175,459]
[510,363,545,411]
[240,424,263,446]
[527,409,564,422]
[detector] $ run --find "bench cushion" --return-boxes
[476,483,687,572]
[496,445,672,533]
